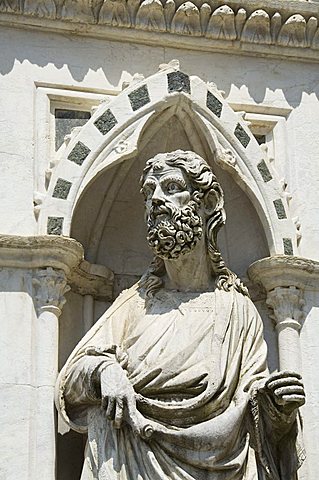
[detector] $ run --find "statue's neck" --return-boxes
[163,238,214,292]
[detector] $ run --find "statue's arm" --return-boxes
[62,345,124,406]
[56,287,139,431]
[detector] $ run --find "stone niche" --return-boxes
[71,112,269,289]
[57,74,272,479]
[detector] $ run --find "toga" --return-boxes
[56,285,303,480]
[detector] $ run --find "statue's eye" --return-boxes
[166,182,182,194]
[142,185,154,199]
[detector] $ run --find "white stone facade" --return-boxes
[0,1,319,479]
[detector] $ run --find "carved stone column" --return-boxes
[33,267,70,386]
[32,267,70,480]
[0,234,114,480]
[248,255,319,373]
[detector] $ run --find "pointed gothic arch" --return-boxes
[38,66,298,258]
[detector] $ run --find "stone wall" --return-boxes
[0,13,319,480]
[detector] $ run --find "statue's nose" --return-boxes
[151,185,165,205]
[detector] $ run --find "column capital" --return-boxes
[266,286,304,330]
[248,254,319,293]
[32,267,70,315]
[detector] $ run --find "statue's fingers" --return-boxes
[123,397,141,434]
[265,371,302,387]
[267,377,304,391]
[281,394,305,406]
[106,397,116,420]
[114,399,124,429]
[274,385,305,398]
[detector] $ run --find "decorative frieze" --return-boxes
[1,1,319,61]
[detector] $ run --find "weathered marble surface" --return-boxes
[57,151,305,479]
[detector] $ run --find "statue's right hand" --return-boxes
[100,362,136,429]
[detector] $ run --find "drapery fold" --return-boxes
[56,285,303,480]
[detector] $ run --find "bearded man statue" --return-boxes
[56,150,305,480]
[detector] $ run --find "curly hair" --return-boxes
[139,150,248,297]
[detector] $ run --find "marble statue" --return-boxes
[56,150,305,480]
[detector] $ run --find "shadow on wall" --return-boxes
[1,26,319,107]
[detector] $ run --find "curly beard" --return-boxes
[146,200,203,259]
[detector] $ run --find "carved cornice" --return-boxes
[0,234,113,300]
[0,234,83,272]
[248,254,319,292]
[1,1,319,62]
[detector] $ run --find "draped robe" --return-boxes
[56,285,303,480]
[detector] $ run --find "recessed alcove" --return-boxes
[71,110,269,286]
[58,107,277,480]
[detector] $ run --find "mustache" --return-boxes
[147,203,177,227]
[150,204,174,217]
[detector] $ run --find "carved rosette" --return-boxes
[266,286,304,332]
[32,267,71,315]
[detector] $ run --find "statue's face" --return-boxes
[142,162,192,214]
[141,161,203,259]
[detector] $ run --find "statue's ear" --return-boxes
[203,189,223,215]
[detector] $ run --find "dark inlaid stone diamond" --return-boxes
[68,141,91,166]
[128,85,151,111]
[283,238,293,255]
[167,71,190,94]
[273,199,287,219]
[47,217,63,235]
[94,109,117,135]
[206,91,222,118]
[52,178,72,200]
[234,123,251,148]
[257,160,272,182]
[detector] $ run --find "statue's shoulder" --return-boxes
[106,282,143,317]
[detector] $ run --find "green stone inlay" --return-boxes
[273,199,287,219]
[128,85,151,111]
[47,217,63,235]
[94,109,117,135]
[167,71,190,94]
[52,178,72,200]
[234,123,251,148]
[206,91,223,118]
[283,238,293,255]
[257,160,273,182]
[67,141,91,166]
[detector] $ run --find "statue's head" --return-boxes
[139,150,248,297]
[140,150,225,260]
